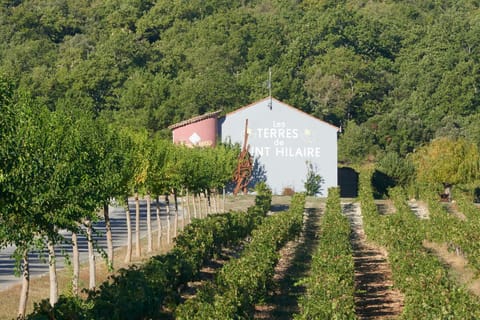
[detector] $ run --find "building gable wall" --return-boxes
[220,98,338,195]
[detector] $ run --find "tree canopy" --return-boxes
[412,137,480,192]
[0,0,478,151]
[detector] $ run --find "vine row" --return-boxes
[175,193,306,319]
[423,192,480,271]
[359,169,480,318]
[295,187,356,319]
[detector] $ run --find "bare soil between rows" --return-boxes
[255,200,406,319]
[408,200,480,297]
[345,202,405,319]
[253,205,323,319]
[352,240,404,319]
[252,199,406,320]
[5,196,476,320]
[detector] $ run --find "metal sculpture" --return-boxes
[233,119,253,195]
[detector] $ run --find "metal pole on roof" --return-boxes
[268,67,272,109]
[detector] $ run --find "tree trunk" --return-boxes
[86,220,96,290]
[166,194,171,243]
[72,232,79,296]
[197,193,203,218]
[186,190,191,223]
[217,191,221,213]
[48,241,58,306]
[223,187,226,213]
[146,192,152,253]
[203,192,209,216]
[135,192,141,258]
[212,190,218,214]
[124,196,132,263]
[156,195,162,248]
[165,194,170,214]
[104,203,113,270]
[174,201,178,238]
[207,191,212,215]
[174,191,178,213]
[17,249,29,319]
[179,193,184,231]
[192,192,197,219]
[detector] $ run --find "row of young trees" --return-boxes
[27,183,274,319]
[0,78,240,319]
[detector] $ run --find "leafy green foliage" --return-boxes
[28,192,272,319]
[2,0,479,162]
[359,169,480,318]
[0,76,242,317]
[412,137,480,193]
[0,87,101,254]
[303,161,325,196]
[254,181,272,213]
[376,152,415,187]
[295,187,355,319]
[338,120,378,164]
[2,0,480,314]
[175,193,305,319]
[372,152,415,198]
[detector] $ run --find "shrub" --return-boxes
[303,161,324,196]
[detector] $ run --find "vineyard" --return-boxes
[0,77,248,319]
[0,171,470,319]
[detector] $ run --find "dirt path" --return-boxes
[423,241,480,296]
[254,202,324,319]
[343,202,404,319]
[410,200,480,297]
[375,199,396,215]
[407,199,429,219]
[442,202,467,220]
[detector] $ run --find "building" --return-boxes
[220,97,338,195]
[169,97,339,195]
[168,110,221,147]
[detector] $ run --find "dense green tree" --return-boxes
[0,84,103,315]
[304,161,325,196]
[412,137,480,199]
[376,152,415,187]
[338,120,378,164]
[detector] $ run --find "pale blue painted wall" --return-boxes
[220,97,338,195]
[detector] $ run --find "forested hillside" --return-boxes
[1,0,479,163]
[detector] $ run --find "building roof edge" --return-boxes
[168,110,222,130]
